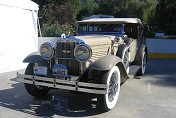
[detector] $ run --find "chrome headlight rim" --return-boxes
[74,44,92,62]
[40,42,54,59]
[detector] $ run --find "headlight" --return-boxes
[74,44,92,62]
[40,42,54,59]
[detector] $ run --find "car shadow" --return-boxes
[144,75,176,87]
[145,58,176,75]
[0,78,105,117]
[142,58,176,87]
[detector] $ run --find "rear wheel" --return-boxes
[137,51,147,76]
[98,66,121,111]
[24,63,49,97]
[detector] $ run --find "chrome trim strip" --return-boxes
[16,73,107,94]
[35,76,54,82]
[16,78,33,84]
[78,82,107,89]
[55,84,75,91]
[78,88,106,94]
[57,36,85,44]
[55,79,75,85]
[35,81,54,88]
[55,57,76,60]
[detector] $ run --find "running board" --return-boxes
[128,65,141,79]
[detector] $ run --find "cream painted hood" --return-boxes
[75,35,116,46]
[75,35,116,62]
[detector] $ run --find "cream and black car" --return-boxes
[16,18,147,111]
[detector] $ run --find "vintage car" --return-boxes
[16,18,147,111]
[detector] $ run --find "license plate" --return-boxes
[53,64,68,77]
[33,66,47,76]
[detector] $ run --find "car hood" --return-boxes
[75,35,115,46]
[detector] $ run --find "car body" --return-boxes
[16,18,147,111]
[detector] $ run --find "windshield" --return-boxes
[78,24,123,35]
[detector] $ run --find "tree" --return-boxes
[157,0,176,34]
[142,0,157,25]
[32,0,82,36]
[77,0,99,20]
[96,0,157,25]
[32,0,81,24]
[31,0,164,36]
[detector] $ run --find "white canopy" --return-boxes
[0,0,39,73]
[0,0,38,10]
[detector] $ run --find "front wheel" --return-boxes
[98,66,121,111]
[24,63,49,97]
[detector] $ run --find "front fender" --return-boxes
[88,55,128,82]
[23,51,48,65]
[88,55,122,70]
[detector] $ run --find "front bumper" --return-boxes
[16,73,107,94]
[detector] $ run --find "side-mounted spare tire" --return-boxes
[116,44,130,74]
[98,66,121,111]
[24,63,49,97]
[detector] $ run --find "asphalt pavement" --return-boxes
[0,58,176,118]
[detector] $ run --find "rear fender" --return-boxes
[135,44,148,64]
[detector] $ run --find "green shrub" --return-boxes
[41,23,76,37]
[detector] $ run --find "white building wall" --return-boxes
[146,38,176,53]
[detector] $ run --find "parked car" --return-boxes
[16,18,147,111]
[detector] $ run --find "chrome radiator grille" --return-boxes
[56,41,78,58]
[55,40,80,75]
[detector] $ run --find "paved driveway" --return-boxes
[0,58,176,118]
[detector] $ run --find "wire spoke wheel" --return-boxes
[108,72,119,102]
[141,51,147,74]
[98,66,121,111]
[136,50,147,76]
[122,48,130,74]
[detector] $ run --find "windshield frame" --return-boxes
[77,23,125,35]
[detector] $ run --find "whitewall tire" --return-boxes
[98,66,121,111]
[137,51,147,76]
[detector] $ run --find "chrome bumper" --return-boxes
[16,73,107,94]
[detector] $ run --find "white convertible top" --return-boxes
[77,18,142,25]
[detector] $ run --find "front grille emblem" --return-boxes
[62,50,71,53]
